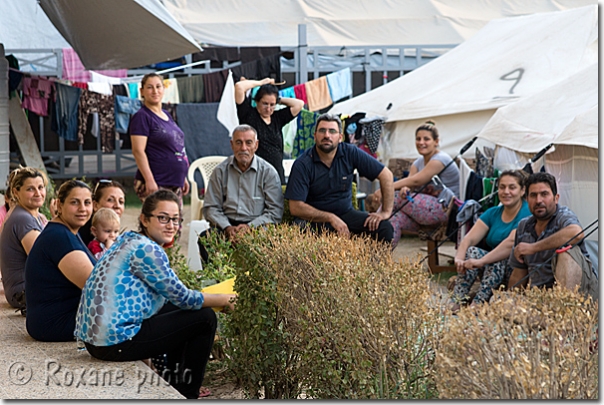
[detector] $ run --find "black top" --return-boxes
[237,97,295,185]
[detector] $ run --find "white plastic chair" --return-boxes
[282,159,295,183]
[188,156,228,221]
[187,219,210,271]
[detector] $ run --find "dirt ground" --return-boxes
[120,206,456,399]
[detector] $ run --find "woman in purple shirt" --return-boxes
[130,73,190,207]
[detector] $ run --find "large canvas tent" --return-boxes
[328,5,598,163]
[161,0,593,47]
[476,65,598,273]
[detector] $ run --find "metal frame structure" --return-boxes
[5,26,455,180]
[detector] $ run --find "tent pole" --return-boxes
[298,24,307,85]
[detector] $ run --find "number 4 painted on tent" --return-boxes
[500,68,524,94]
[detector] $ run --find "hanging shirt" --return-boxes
[22,77,54,117]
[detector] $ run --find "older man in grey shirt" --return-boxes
[202,124,284,241]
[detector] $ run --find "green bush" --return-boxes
[223,225,440,399]
[435,286,598,399]
[169,231,236,290]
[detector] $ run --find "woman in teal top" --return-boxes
[451,170,531,310]
[75,190,235,399]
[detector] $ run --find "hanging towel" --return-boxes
[203,70,228,103]
[22,77,54,117]
[217,70,238,135]
[326,68,352,102]
[293,84,308,105]
[292,109,319,158]
[304,76,332,111]
[87,82,113,96]
[127,83,139,100]
[177,75,204,103]
[249,87,260,108]
[282,114,298,157]
[279,87,295,99]
[62,48,128,82]
[161,79,180,104]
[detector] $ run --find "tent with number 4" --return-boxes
[329,5,598,164]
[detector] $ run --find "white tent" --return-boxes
[161,0,594,47]
[476,68,598,272]
[328,5,598,162]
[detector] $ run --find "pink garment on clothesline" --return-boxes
[62,48,127,82]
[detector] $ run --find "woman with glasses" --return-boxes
[79,179,126,246]
[235,77,304,185]
[75,190,235,399]
[25,180,96,341]
[130,73,190,206]
[0,167,49,311]
[369,121,460,248]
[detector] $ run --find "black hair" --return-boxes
[254,84,279,102]
[314,113,343,134]
[138,189,181,235]
[526,172,557,196]
[56,180,91,204]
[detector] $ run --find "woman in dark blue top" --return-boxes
[25,180,96,342]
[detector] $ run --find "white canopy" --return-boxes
[328,5,598,161]
[161,0,594,47]
[37,0,202,70]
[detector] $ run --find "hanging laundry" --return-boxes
[52,82,81,142]
[279,87,295,99]
[305,76,333,112]
[114,95,142,134]
[176,103,232,162]
[293,84,308,105]
[71,81,88,90]
[177,75,204,103]
[22,76,54,117]
[78,89,116,151]
[282,115,298,157]
[359,117,385,154]
[62,48,128,82]
[87,82,112,96]
[292,109,319,158]
[127,83,139,100]
[250,87,260,108]
[326,68,352,102]
[112,84,128,97]
[203,70,228,103]
[162,78,180,104]
[216,70,238,135]
[342,112,366,143]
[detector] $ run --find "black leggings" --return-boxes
[85,303,217,399]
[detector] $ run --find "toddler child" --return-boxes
[88,208,120,260]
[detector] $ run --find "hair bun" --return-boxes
[425,120,436,126]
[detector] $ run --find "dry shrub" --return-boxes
[435,286,598,399]
[224,225,440,399]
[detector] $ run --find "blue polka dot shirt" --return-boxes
[75,231,204,346]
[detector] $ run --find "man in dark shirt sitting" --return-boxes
[508,172,598,300]
[284,113,394,244]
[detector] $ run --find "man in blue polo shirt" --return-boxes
[284,113,394,243]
